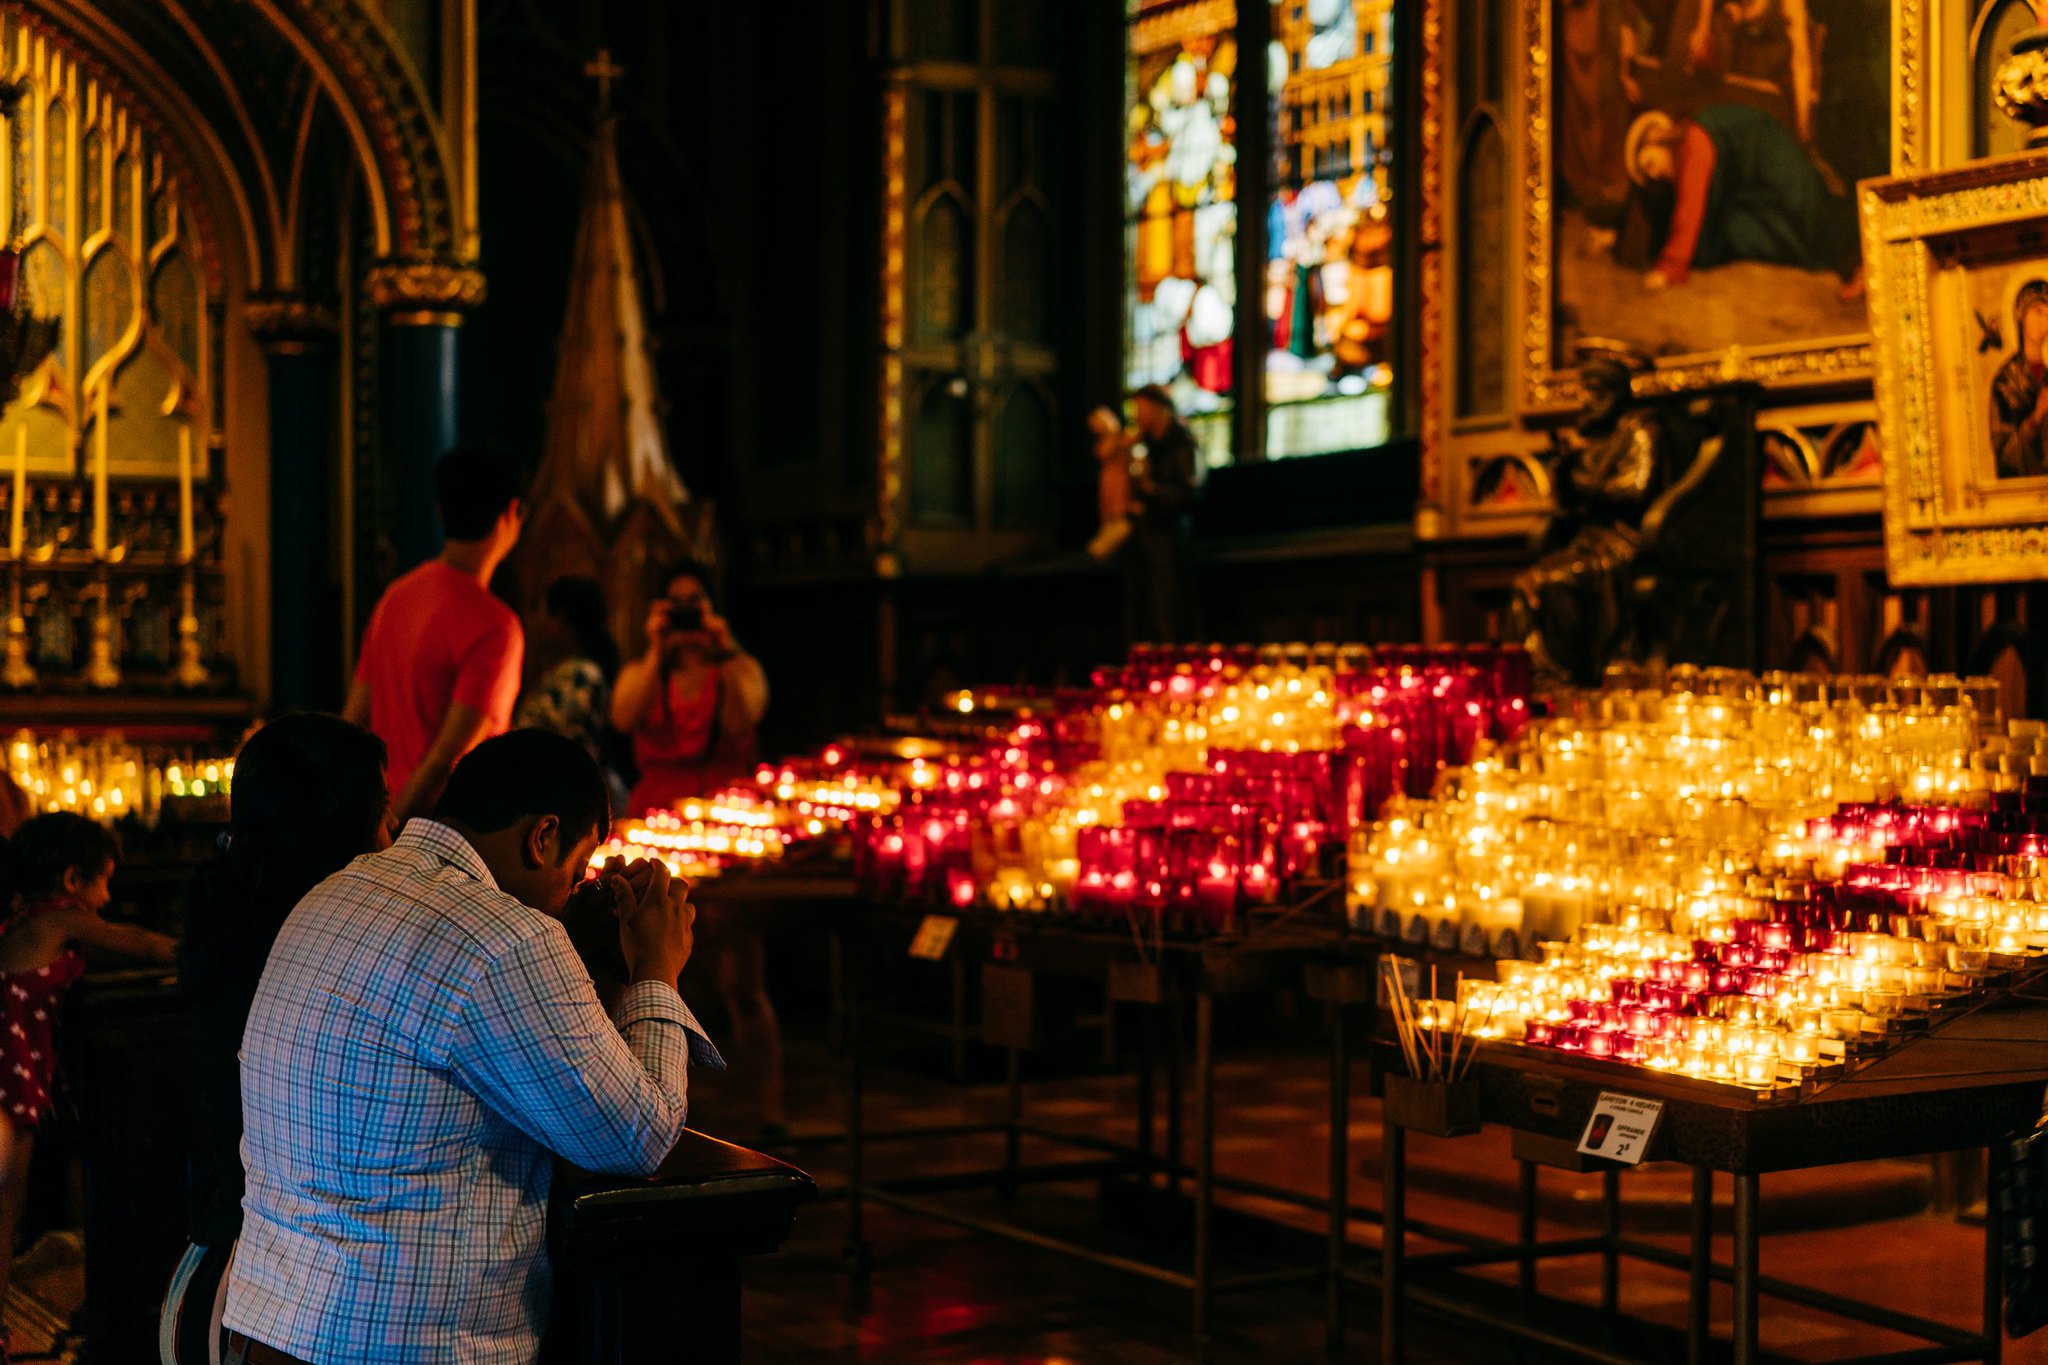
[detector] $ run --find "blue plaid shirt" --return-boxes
[223,820,721,1364]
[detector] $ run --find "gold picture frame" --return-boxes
[1863,148,2048,586]
[1418,0,1939,543]
[1514,0,1917,413]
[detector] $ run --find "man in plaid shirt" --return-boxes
[222,730,719,1364]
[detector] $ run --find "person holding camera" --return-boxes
[609,560,786,1136]
[222,730,718,1365]
[609,559,769,815]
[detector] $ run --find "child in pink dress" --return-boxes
[0,813,174,1362]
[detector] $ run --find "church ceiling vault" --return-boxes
[14,0,470,295]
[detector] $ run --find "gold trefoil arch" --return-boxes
[0,13,211,481]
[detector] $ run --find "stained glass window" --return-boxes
[1123,0,1397,468]
[1264,0,1394,459]
[1124,0,1239,468]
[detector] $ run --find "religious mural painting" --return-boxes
[1550,0,1888,367]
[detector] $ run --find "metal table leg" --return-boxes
[1688,1165,1712,1365]
[1986,1141,2006,1365]
[1167,997,1185,1199]
[1601,1167,1622,1332]
[839,929,870,1276]
[1193,991,1216,1350]
[1731,1172,1759,1365]
[1516,1160,1537,1365]
[950,956,969,1081]
[1137,1003,1156,1185]
[827,926,846,1054]
[1382,1118,1407,1364]
[1326,999,1351,1359]
[1001,1046,1023,1203]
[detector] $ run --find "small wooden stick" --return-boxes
[1396,966,1424,1078]
[1447,971,1467,1080]
[1397,964,1426,1078]
[1384,959,1420,1076]
[1429,964,1442,1078]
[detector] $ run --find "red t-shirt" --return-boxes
[353,561,524,802]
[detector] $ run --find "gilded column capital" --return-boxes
[364,259,488,324]
[244,295,339,351]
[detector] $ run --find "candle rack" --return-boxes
[82,571,120,690]
[1,563,30,689]
[171,569,207,689]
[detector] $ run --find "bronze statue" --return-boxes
[1506,343,1666,688]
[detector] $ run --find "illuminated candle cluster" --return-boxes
[754,754,900,837]
[1352,669,2010,948]
[1373,668,2047,1091]
[6,728,234,824]
[589,796,787,879]
[855,643,1529,927]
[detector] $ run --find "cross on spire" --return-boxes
[583,48,624,116]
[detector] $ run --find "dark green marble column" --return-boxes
[367,262,484,576]
[382,311,464,572]
[251,299,339,711]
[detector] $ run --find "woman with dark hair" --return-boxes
[609,560,769,814]
[160,714,393,1365]
[610,561,784,1136]
[518,576,630,809]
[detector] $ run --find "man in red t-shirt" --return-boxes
[345,447,527,820]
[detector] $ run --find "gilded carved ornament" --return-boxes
[363,260,487,313]
[243,296,339,347]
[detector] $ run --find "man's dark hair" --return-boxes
[661,557,720,605]
[6,812,118,903]
[434,730,611,851]
[434,446,524,541]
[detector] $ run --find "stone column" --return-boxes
[365,260,487,573]
[246,295,340,711]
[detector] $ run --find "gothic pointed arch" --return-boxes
[20,0,476,296]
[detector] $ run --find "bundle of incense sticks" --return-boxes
[1382,957,1496,1082]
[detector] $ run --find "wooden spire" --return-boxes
[509,54,702,664]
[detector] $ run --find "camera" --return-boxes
[665,602,705,633]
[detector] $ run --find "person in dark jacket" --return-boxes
[160,714,394,1363]
[1126,384,1201,643]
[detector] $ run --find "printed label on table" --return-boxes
[908,915,959,960]
[1577,1091,1665,1164]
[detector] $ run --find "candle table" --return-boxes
[1371,983,2048,1365]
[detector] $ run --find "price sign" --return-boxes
[1577,1091,1665,1164]
[908,915,959,960]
